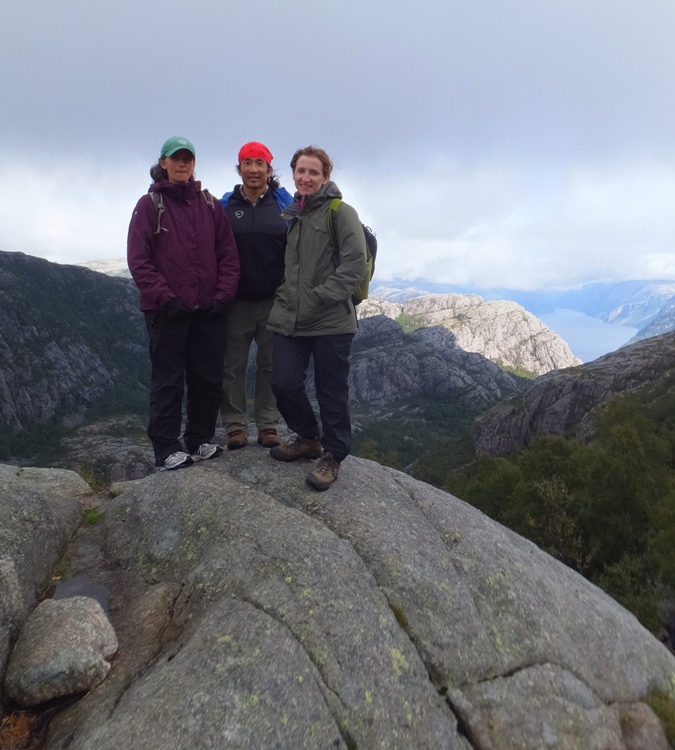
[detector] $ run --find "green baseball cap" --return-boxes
[160,136,196,158]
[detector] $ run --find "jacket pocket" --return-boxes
[296,281,321,326]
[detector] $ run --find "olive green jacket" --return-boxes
[267,181,367,337]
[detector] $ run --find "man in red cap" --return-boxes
[219,142,293,450]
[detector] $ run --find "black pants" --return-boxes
[272,333,354,462]
[145,310,227,466]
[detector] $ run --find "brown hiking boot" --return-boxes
[306,451,340,491]
[226,429,248,451]
[270,435,322,462]
[257,428,281,448]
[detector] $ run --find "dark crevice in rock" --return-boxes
[106,582,190,717]
[442,695,480,750]
[475,659,614,710]
[372,586,472,746]
[235,594,359,749]
[388,473,503,670]
[233,595,348,716]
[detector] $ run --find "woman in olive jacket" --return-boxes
[267,146,367,490]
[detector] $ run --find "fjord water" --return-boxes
[538,308,638,363]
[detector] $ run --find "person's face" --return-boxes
[160,149,195,183]
[293,155,328,197]
[238,158,273,192]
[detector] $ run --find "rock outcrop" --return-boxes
[403,294,581,375]
[0,465,87,718]
[473,331,675,456]
[57,415,155,483]
[359,293,581,375]
[0,451,666,749]
[351,316,522,407]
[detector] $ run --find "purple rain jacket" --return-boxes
[127,179,240,311]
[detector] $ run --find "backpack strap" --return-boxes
[151,192,165,235]
[151,189,214,238]
[202,189,215,211]
[327,198,343,252]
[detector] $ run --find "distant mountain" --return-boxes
[371,279,675,332]
[79,266,675,335]
[368,285,427,304]
[79,259,131,278]
[0,251,147,434]
[472,331,675,456]
[631,295,675,341]
[359,293,581,376]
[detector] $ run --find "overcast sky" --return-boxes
[2,0,675,290]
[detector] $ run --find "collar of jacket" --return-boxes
[281,180,343,221]
[233,184,270,205]
[149,178,202,203]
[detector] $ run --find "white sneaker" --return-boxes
[192,443,224,461]
[164,451,194,471]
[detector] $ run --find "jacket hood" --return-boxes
[283,180,342,220]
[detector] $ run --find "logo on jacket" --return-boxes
[235,210,244,219]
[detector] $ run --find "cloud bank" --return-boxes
[2,0,675,289]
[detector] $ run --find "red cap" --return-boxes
[238,141,273,165]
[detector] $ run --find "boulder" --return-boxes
[43,449,675,750]
[5,596,117,706]
[0,465,87,706]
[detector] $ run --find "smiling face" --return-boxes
[238,158,273,195]
[293,155,328,197]
[159,149,195,183]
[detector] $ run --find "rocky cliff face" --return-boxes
[473,331,675,456]
[360,293,581,375]
[3,453,674,749]
[632,294,675,341]
[0,251,147,431]
[602,282,675,327]
[351,315,522,407]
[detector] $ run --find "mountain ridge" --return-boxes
[472,330,675,456]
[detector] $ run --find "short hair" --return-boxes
[290,146,333,179]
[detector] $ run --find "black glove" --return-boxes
[164,298,190,318]
[206,299,228,318]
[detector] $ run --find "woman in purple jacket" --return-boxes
[127,136,240,470]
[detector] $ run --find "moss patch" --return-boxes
[644,687,675,745]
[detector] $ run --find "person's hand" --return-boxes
[206,299,228,318]
[164,298,190,318]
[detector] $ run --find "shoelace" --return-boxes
[317,453,338,472]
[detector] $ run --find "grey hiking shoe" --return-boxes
[306,451,340,491]
[270,435,322,462]
[192,443,223,461]
[164,451,194,471]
